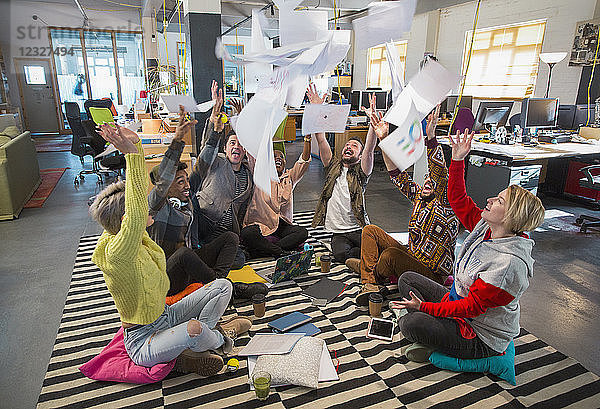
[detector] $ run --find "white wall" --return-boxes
[352,0,597,115]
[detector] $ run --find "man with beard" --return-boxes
[239,135,311,258]
[352,106,460,306]
[309,84,378,263]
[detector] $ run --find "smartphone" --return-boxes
[366,317,395,342]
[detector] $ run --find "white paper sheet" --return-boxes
[306,30,351,76]
[239,334,304,356]
[251,9,270,52]
[247,341,339,389]
[352,0,417,50]
[286,74,308,107]
[160,95,215,113]
[302,104,351,135]
[388,232,409,245]
[277,6,328,47]
[385,42,405,104]
[195,99,216,112]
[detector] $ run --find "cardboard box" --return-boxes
[142,119,163,134]
[579,126,600,140]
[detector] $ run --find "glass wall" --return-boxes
[84,31,119,102]
[51,29,89,114]
[115,32,145,108]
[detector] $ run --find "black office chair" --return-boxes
[65,102,102,185]
[84,98,115,119]
[575,165,600,233]
[80,119,126,183]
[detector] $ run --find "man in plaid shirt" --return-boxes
[352,108,460,306]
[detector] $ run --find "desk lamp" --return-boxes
[539,52,567,98]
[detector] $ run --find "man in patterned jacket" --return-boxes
[352,107,460,306]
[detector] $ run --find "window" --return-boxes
[24,66,46,85]
[462,20,546,99]
[366,42,407,89]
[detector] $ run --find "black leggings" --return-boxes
[398,271,499,359]
[166,232,239,296]
[331,229,362,263]
[240,219,308,258]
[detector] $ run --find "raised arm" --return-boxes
[368,110,419,203]
[424,106,450,201]
[148,105,196,215]
[306,84,332,167]
[97,123,147,261]
[194,80,224,180]
[448,128,482,230]
[288,134,312,184]
[361,94,378,176]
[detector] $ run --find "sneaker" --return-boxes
[345,258,360,274]
[355,283,383,307]
[174,349,224,376]
[217,316,253,340]
[232,282,268,300]
[401,343,434,363]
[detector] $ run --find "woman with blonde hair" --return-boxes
[90,122,250,376]
[393,128,545,362]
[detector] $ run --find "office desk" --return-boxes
[437,137,600,206]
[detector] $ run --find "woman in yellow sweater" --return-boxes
[90,122,250,376]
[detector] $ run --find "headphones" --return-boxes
[169,198,187,209]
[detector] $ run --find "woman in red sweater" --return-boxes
[392,129,545,362]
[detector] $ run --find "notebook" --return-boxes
[88,107,115,126]
[302,278,346,305]
[287,322,321,336]
[238,334,303,357]
[256,249,314,284]
[268,312,312,333]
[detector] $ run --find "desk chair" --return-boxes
[80,119,125,183]
[575,164,600,233]
[508,114,521,131]
[66,102,103,185]
[84,99,114,119]
[450,108,475,135]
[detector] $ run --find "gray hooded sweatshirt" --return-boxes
[452,219,535,353]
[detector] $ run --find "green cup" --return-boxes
[252,371,271,401]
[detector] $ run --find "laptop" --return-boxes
[257,249,314,284]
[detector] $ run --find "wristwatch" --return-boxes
[304,137,311,142]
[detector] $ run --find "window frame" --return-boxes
[366,41,407,90]
[461,19,547,100]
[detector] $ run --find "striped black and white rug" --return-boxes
[37,211,600,408]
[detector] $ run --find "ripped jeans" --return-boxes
[123,278,232,367]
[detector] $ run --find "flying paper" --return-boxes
[380,60,460,171]
[160,94,215,113]
[385,42,405,104]
[302,104,351,134]
[278,8,328,47]
[352,0,417,51]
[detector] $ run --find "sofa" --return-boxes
[0,130,41,220]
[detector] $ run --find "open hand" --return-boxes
[449,128,475,161]
[174,105,197,142]
[306,83,327,104]
[230,98,244,115]
[389,291,423,311]
[209,80,225,132]
[97,123,138,154]
[426,104,441,140]
[368,110,389,141]
[360,93,376,117]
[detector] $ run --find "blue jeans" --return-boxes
[123,278,232,367]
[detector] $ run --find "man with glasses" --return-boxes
[351,107,460,306]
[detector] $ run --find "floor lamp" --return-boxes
[539,52,568,98]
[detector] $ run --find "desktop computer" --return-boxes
[473,101,514,131]
[350,90,361,111]
[573,104,595,128]
[441,95,473,116]
[520,97,559,130]
[557,105,576,130]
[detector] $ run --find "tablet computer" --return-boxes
[367,317,395,342]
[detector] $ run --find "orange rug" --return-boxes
[35,137,72,153]
[24,168,68,208]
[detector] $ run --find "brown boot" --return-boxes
[345,258,361,274]
[174,349,224,377]
[356,283,383,307]
[217,316,253,340]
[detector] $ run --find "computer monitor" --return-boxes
[361,91,371,110]
[445,95,473,113]
[573,104,595,128]
[557,105,576,130]
[473,101,514,131]
[350,90,361,111]
[521,98,559,129]
[374,91,388,110]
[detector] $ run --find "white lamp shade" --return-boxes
[539,52,568,64]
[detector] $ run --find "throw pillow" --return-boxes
[428,340,516,385]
